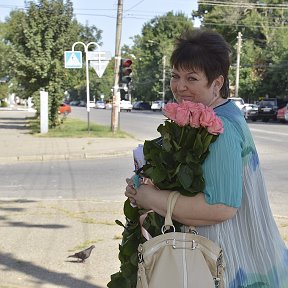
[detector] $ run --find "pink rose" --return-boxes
[199,107,217,128]
[175,106,190,126]
[187,102,205,128]
[163,103,178,121]
[207,117,224,135]
[189,110,201,128]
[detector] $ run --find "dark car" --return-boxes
[257,99,278,122]
[254,98,287,122]
[132,101,151,110]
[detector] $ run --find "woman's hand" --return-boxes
[125,177,162,210]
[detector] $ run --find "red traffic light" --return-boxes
[122,59,132,67]
[119,58,133,84]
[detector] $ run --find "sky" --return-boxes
[0,0,199,54]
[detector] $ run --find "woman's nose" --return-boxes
[177,78,187,91]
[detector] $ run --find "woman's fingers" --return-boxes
[126,177,134,186]
[129,197,136,205]
[125,185,137,197]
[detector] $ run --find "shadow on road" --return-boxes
[0,252,104,288]
[5,221,70,229]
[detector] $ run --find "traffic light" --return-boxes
[119,58,132,85]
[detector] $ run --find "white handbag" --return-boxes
[136,191,225,288]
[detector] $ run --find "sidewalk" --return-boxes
[0,109,138,288]
[0,109,140,162]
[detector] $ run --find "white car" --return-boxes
[151,100,164,112]
[95,101,105,109]
[89,101,96,108]
[242,103,258,119]
[120,100,132,112]
[229,97,245,111]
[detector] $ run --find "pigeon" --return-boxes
[67,245,95,263]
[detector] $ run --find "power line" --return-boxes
[198,1,288,9]
[203,22,287,29]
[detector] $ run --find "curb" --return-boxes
[0,151,132,163]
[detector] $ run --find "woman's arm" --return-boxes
[125,180,237,227]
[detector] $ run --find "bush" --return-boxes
[1,101,8,107]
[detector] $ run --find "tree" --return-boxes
[193,0,288,102]
[126,12,194,103]
[3,0,102,126]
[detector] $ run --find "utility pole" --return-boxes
[235,32,242,98]
[162,55,166,104]
[111,0,123,133]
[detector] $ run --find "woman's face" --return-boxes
[170,67,223,106]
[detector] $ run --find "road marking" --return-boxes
[250,128,288,137]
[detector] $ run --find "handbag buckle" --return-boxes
[161,224,176,234]
[214,277,221,287]
[138,244,143,263]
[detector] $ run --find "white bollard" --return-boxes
[40,91,48,134]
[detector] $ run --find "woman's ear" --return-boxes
[214,75,224,94]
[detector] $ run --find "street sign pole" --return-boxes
[85,46,91,132]
[65,43,111,133]
[71,42,101,133]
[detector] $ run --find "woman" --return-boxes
[125,29,288,287]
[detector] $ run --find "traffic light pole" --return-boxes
[162,55,166,104]
[235,32,242,98]
[111,0,123,133]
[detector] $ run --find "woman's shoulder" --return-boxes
[215,100,248,136]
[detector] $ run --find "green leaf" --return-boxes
[152,166,168,183]
[171,163,181,178]
[130,252,139,266]
[124,199,139,221]
[192,133,204,158]
[191,176,205,192]
[121,260,137,277]
[107,272,131,288]
[162,135,172,151]
[203,134,214,153]
[173,149,187,163]
[115,219,125,228]
[122,237,139,256]
[178,164,194,189]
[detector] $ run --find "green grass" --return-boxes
[28,116,132,138]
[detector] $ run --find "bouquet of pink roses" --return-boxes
[108,101,224,288]
[143,100,223,196]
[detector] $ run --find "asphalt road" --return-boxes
[0,157,132,199]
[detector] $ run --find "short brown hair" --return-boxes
[170,29,231,98]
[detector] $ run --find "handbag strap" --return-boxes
[161,191,180,233]
[162,191,197,234]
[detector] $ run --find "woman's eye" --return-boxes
[187,76,197,82]
[171,74,178,79]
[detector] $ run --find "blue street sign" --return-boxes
[64,51,82,68]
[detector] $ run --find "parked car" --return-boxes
[242,103,258,120]
[95,101,105,109]
[69,100,80,106]
[88,101,96,108]
[105,102,112,110]
[151,100,164,112]
[132,101,151,110]
[78,100,86,107]
[277,103,288,123]
[58,103,71,115]
[120,100,132,112]
[229,97,245,111]
[256,99,281,122]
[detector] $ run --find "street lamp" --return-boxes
[148,40,166,104]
